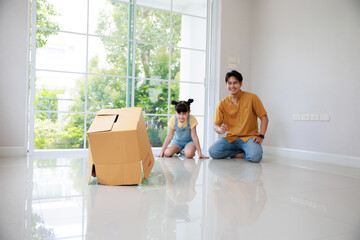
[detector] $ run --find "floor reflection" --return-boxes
[25,156,267,240]
[159,157,204,239]
[28,157,87,239]
[208,159,266,240]
[86,185,151,239]
[11,153,358,240]
[160,158,203,222]
[26,156,205,240]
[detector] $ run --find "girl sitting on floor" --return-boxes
[158,99,208,159]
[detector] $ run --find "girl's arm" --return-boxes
[191,126,209,159]
[158,127,175,157]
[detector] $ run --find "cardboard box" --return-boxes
[87,107,154,185]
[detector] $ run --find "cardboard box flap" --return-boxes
[136,113,155,179]
[95,162,142,185]
[87,115,117,133]
[88,146,95,183]
[97,108,123,116]
[111,107,142,131]
[142,150,154,179]
[112,118,138,131]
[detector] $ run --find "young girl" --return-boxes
[158,99,208,159]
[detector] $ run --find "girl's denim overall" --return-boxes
[170,115,194,153]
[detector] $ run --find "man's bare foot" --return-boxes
[233,153,244,158]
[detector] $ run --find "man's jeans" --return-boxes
[209,137,263,163]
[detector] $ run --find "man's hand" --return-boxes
[219,123,228,134]
[253,136,264,144]
[215,123,228,134]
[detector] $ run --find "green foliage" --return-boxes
[145,116,168,147]
[55,116,84,149]
[34,0,183,149]
[35,88,64,121]
[95,2,129,40]
[34,118,57,148]
[31,212,56,240]
[34,87,84,149]
[135,79,168,114]
[95,2,129,76]
[34,115,84,149]
[136,8,171,45]
[171,48,181,80]
[36,0,59,48]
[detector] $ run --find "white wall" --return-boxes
[0,0,29,156]
[251,0,360,157]
[219,0,253,99]
[217,0,360,158]
[208,0,253,147]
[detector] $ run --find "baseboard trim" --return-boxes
[0,147,27,157]
[263,146,360,168]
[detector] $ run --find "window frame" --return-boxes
[28,0,210,154]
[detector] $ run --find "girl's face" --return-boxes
[176,111,190,123]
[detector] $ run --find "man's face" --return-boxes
[226,76,242,95]
[176,111,190,123]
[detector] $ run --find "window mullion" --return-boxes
[131,0,136,107]
[127,1,134,107]
[168,0,173,124]
[29,0,38,154]
[84,0,91,150]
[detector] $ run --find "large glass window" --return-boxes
[29,0,208,151]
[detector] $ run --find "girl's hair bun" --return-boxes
[171,99,195,113]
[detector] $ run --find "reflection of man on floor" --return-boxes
[160,158,203,221]
[209,160,266,239]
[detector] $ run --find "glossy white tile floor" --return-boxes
[1,154,360,240]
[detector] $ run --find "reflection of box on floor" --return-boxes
[86,185,151,239]
[87,107,154,185]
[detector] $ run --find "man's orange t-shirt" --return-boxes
[214,91,267,143]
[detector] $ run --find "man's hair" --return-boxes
[225,70,243,83]
[171,99,194,113]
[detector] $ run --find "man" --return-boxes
[209,70,269,163]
